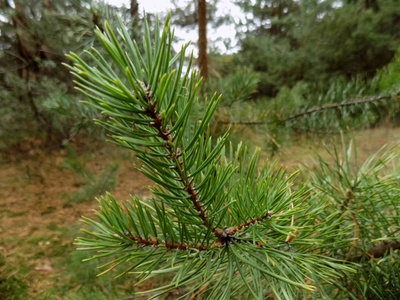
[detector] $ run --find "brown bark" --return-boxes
[1,0,10,9]
[43,0,52,10]
[364,0,379,11]
[351,240,400,262]
[368,240,400,258]
[130,0,138,17]
[198,0,208,79]
[10,1,53,140]
[92,11,105,32]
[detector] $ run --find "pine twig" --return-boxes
[231,210,274,233]
[122,232,208,251]
[210,211,274,248]
[143,86,278,245]
[143,86,221,238]
[146,87,215,232]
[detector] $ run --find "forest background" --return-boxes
[1,0,400,299]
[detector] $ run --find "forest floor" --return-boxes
[1,126,400,299]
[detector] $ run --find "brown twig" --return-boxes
[285,181,298,244]
[212,211,274,247]
[142,86,217,237]
[367,240,400,258]
[123,233,208,251]
[285,203,297,243]
[234,210,274,233]
[345,214,359,261]
[351,240,400,262]
[338,188,354,218]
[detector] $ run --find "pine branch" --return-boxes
[219,94,393,127]
[67,13,358,298]
[219,120,265,125]
[142,84,223,238]
[282,95,390,122]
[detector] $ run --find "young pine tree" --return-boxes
[66,13,353,299]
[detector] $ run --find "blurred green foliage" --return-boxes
[234,0,400,96]
[206,67,260,107]
[0,0,144,150]
[216,49,400,154]
[377,48,400,93]
[1,0,400,152]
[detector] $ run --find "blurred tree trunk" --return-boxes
[92,11,105,32]
[43,0,52,10]
[130,0,138,17]
[198,0,208,79]
[11,1,52,139]
[364,0,379,11]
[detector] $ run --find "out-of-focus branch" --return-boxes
[282,95,391,122]
[219,120,265,125]
[368,240,400,258]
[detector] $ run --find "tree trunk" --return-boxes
[43,0,52,10]
[130,0,138,17]
[197,0,208,79]
[364,0,379,11]
[11,1,54,142]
